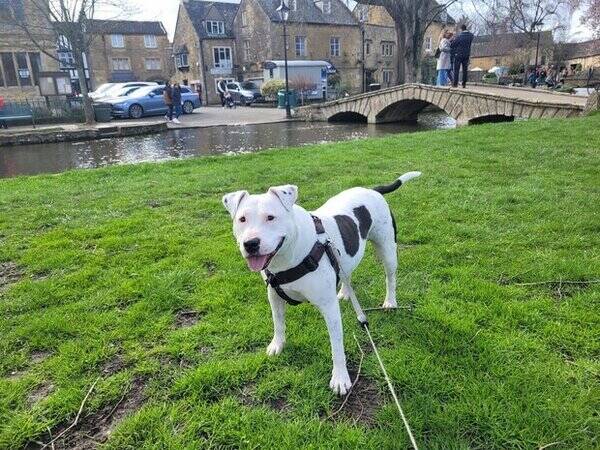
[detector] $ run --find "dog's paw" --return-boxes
[337,284,351,300]
[382,298,397,309]
[266,339,285,356]
[329,369,352,396]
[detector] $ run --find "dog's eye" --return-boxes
[267,215,275,221]
[239,216,246,223]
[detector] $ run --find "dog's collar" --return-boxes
[264,215,340,306]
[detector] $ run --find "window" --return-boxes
[58,51,75,69]
[244,40,251,60]
[382,69,393,86]
[241,10,248,26]
[295,36,306,57]
[213,47,232,68]
[15,52,31,86]
[424,36,432,52]
[1,53,18,86]
[330,37,340,57]
[365,39,371,55]
[175,53,189,68]
[144,35,157,48]
[111,57,131,71]
[206,21,225,35]
[381,41,394,57]
[145,58,161,70]
[323,0,331,14]
[111,34,124,48]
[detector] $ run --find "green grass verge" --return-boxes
[1,115,599,449]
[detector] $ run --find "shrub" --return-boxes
[482,73,498,84]
[261,79,286,98]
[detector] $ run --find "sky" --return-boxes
[101,0,594,43]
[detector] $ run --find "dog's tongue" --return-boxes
[246,254,270,272]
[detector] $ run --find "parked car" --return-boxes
[91,82,158,101]
[104,85,201,119]
[226,81,263,106]
[88,83,117,100]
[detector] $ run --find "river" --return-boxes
[0,111,454,178]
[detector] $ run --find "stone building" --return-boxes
[352,4,454,87]
[470,31,554,71]
[0,0,59,100]
[69,20,172,91]
[172,0,239,105]
[234,0,362,94]
[558,38,600,70]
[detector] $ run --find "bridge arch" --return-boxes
[328,111,368,123]
[374,98,452,124]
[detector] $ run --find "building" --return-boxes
[470,31,554,72]
[234,0,362,96]
[172,0,239,104]
[0,0,59,100]
[353,4,454,87]
[58,20,172,92]
[558,38,600,70]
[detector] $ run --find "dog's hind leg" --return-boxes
[266,287,286,356]
[372,237,398,309]
[337,275,351,300]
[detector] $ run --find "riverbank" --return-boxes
[1,115,599,448]
[0,107,289,148]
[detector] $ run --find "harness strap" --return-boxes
[265,215,339,306]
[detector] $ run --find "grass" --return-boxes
[0,114,599,449]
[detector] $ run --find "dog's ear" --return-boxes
[222,190,248,218]
[268,185,298,211]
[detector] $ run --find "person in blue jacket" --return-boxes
[450,24,474,88]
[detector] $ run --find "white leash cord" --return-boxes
[324,238,419,450]
[362,323,419,450]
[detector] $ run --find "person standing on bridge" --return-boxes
[436,30,453,86]
[451,24,474,88]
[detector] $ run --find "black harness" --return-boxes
[264,215,340,306]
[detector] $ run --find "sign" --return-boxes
[18,69,30,78]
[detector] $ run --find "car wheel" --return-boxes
[183,100,194,114]
[128,104,143,119]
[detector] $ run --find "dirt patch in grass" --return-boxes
[30,350,52,364]
[499,278,598,300]
[202,260,217,276]
[27,382,55,406]
[174,310,202,328]
[328,370,383,427]
[101,354,126,376]
[0,261,24,291]
[33,378,146,449]
[238,382,291,413]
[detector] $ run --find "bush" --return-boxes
[482,73,498,84]
[261,79,286,98]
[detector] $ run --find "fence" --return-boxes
[1,97,86,126]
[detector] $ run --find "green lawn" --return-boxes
[1,115,599,449]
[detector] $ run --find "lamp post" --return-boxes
[360,19,366,93]
[534,20,544,71]
[276,0,291,119]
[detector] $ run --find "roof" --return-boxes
[559,38,600,59]
[88,19,167,35]
[471,31,554,58]
[256,0,358,26]
[183,0,239,39]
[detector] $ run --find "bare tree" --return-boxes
[290,75,316,105]
[1,0,133,124]
[579,0,600,37]
[355,0,459,84]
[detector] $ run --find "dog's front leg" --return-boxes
[266,287,286,356]
[315,297,352,395]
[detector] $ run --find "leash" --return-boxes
[327,239,419,450]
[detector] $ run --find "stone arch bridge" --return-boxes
[295,83,591,125]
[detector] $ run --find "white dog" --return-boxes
[223,172,421,395]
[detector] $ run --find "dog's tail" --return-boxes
[372,171,422,195]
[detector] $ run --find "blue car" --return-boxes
[104,85,202,119]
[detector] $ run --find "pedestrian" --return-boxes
[217,79,227,107]
[164,81,173,121]
[436,30,453,86]
[450,24,474,88]
[172,82,183,124]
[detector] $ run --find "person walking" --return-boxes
[171,82,183,124]
[217,79,227,107]
[450,24,474,88]
[436,30,453,86]
[163,81,173,121]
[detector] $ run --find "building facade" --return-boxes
[172,0,239,105]
[234,0,362,94]
[0,0,59,100]
[558,38,600,70]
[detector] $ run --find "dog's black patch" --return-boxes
[390,209,397,243]
[334,215,359,256]
[353,206,372,239]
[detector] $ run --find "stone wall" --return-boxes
[172,3,203,95]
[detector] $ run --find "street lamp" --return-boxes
[276,0,292,119]
[359,11,366,93]
[533,20,544,72]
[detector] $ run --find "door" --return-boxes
[146,87,166,113]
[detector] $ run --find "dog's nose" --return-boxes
[243,238,261,255]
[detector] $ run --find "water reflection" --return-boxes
[0,111,454,178]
